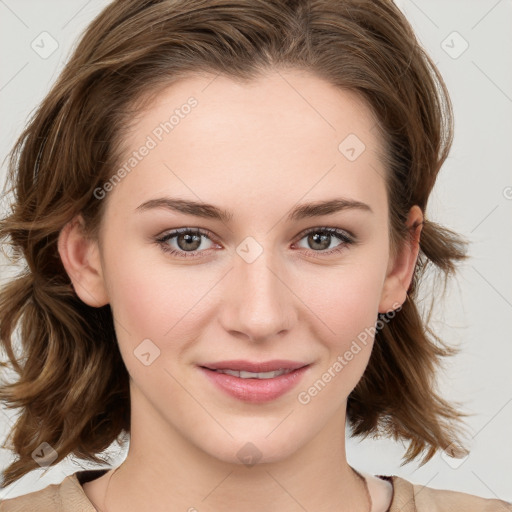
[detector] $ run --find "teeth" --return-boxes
[214,369,292,379]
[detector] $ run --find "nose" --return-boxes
[218,242,296,343]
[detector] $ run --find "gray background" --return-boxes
[0,0,511,502]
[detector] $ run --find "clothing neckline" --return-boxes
[75,467,395,512]
[76,467,395,484]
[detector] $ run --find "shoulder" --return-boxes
[0,471,98,512]
[389,475,512,512]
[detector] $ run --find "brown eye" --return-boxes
[307,232,332,251]
[295,227,355,256]
[175,232,202,251]
[156,228,216,258]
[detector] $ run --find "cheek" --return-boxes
[102,241,219,354]
[292,258,387,390]
[297,257,386,338]
[102,250,213,405]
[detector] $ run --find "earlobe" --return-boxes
[57,214,109,307]
[378,206,423,314]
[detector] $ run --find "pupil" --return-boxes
[310,233,329,250]
[179,233,201,251]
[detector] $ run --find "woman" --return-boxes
[0,0,510,510]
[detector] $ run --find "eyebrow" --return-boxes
[135,196,373,222]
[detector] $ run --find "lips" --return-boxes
[197,360,312,403]
[200,359,308,373]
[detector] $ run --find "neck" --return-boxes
[101,384,370,512]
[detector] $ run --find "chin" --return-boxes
[197,430,305,468]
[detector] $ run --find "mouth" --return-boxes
[197,360,311,403]
[200,359,309,373]
[205,368,296,379]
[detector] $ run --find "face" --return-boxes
[61,69,420,466]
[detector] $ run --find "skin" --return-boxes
[58,69,422,512]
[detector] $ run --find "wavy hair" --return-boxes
[0,0,469,487]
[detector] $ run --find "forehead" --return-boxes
[126,68,381,150]
[107,69,387,219]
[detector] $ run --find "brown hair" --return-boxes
[0,0,469,487]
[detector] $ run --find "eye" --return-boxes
[156,228,217,258]
[155,226,356,259]
[293,227,355,257]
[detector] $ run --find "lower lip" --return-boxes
[198,366,310,403]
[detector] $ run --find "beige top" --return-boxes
[0,469,511,511]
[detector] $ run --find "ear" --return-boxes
[57,214,109,307]
[378,205,423,313]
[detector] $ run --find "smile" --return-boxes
[198,364,311,403]
[212,368,294,379]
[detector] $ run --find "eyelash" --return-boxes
[155,226,356,259]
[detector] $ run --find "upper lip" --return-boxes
[200,360,309,373]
